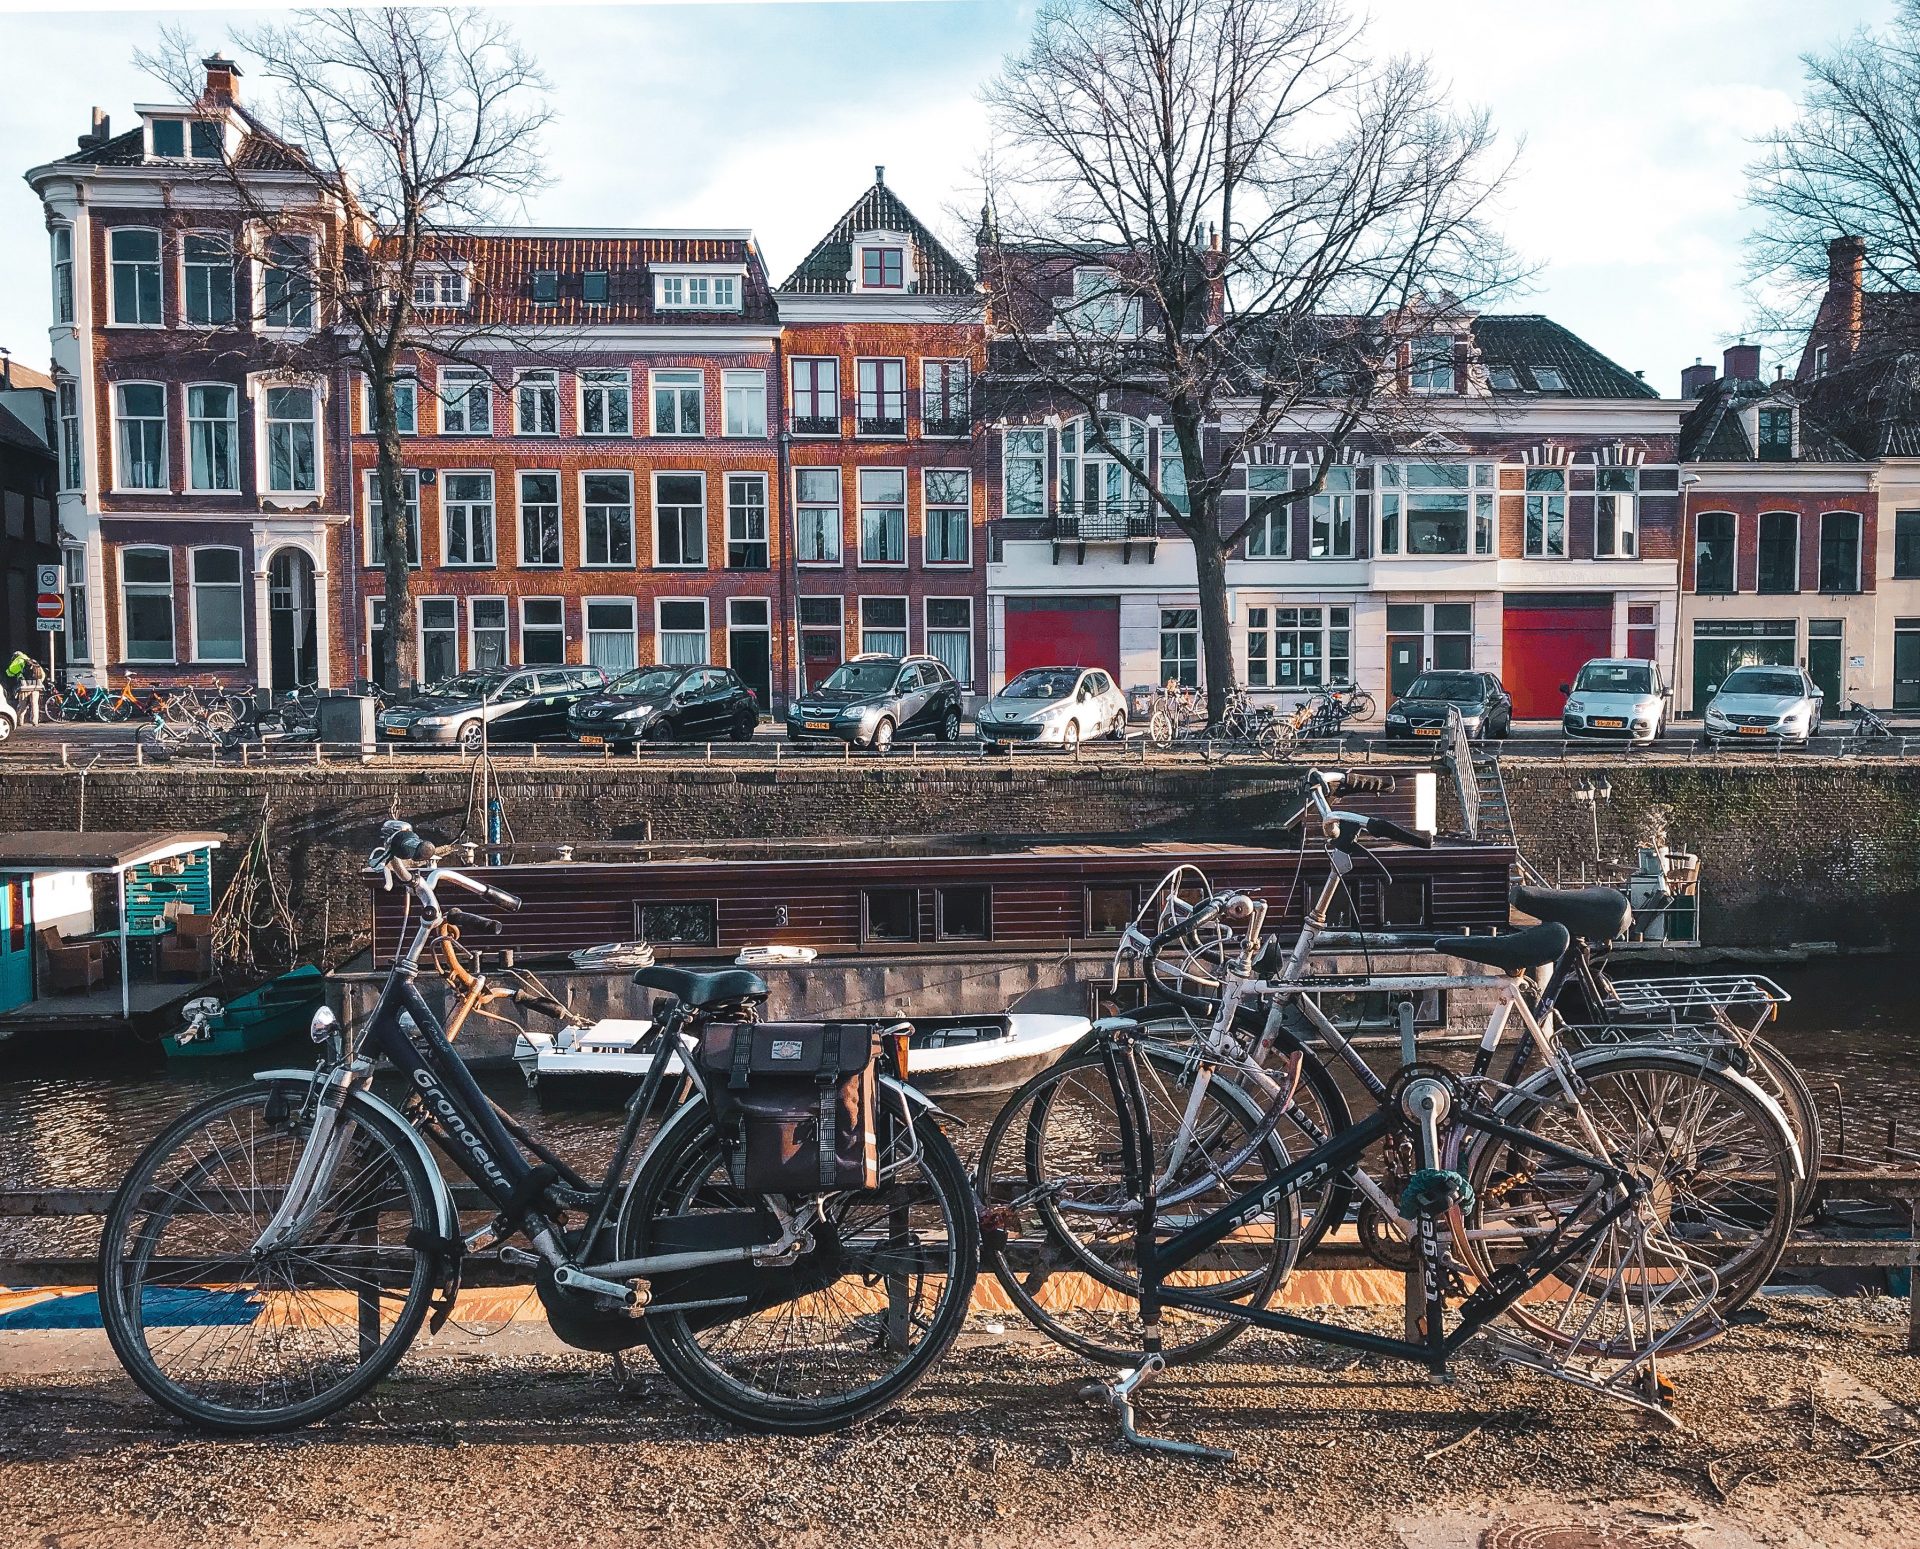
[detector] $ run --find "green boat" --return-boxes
[162,965,328,1059]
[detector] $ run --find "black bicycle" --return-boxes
[98,820,976,1434]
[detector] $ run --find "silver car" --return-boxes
[1561,658,1669,743]
[1703,664,1824,744]
[977,666,1128,750]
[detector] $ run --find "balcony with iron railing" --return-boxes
[1045,500,1159,562]
[920,390,972,439]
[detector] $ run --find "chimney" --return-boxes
[874,164,885,187]
[1828,233,1866,361]
[1680,356,1716,399]
[78,107,110,150]
[203,53,242,103]
[1722,342,1761,382]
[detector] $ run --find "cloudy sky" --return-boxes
[0,0,1893,395]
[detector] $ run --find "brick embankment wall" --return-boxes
[2,756,1915,952]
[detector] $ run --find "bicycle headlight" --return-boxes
[309,1004,345,1059]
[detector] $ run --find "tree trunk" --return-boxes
[370,368,414,694]
[1192,526,1236,725]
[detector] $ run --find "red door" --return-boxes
[1502,594,1614,719]
[1004,596,1121,680]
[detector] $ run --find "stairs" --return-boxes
[1471,750,1515,844]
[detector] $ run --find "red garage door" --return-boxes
[1005,595,1121,681]
[1502,594,1614,719]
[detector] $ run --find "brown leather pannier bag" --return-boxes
[695,1022,879,1193]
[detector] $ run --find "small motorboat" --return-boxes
[512,1011,1087,1099]
[163,964,328,1059]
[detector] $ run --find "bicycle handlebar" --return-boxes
[1364,814,1432,849]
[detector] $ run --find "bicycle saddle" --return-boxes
[1431,921,1570,972]
[632,964,769,1007]
[1510,884,1631,944]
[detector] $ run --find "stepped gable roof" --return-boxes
[1468,315,1657,399]
[779,175,974,296]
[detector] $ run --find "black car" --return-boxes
[377,665,609,751]
[1382,671,1512,740]
[567,664,759,748]
[785,654,964,751]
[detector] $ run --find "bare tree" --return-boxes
[979,0,1519,719]
[140,8,553,691]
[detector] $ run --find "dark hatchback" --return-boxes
[1382,671,1512,740]
[567,664,760,748]
[377,665,608,751]
[784,654,964,751]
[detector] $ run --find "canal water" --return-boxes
[0,957,1913,1209]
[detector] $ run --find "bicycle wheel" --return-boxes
[98,1080,440,1432]
[1457,1049,1796,1355]
[1347,690,1375,720]
[1732,1035,1822,1210]
[1147,708,1174,748]
[619,1094,976,1434]
[975,1045,1297,1367]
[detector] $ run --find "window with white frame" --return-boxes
[518,471,562,566]
[262,235,314,329]
[121,547,174,661]
[790,358,839,434]
[1003,428,1047,516]
[726,473,768,569]
[922,360,970,436]
[585,598,637,672]
[366,598,387,678]
[856,358,906,435]
[723,370,767,437]
[860,246,905,290]
[1246,605,1350,689]
[860,596,908,657]
[657,599,709,665]
[442,472,496,566]
[582,472,635,566]
[64,549,90,663]
[189,547,245,662]
[654,473,706,567]
[1061,416,1145,518]
[1524,467,1567,558]
[580,369,631,436]
[1158,427,1190,515]
[1064,266,1141,337]
[439,368,491,434]
[1376,460,1496,557]
[515,370,558,435]
[469,597,508,670]
[520,596,566,664]
[264,385,318,494]
[110,229,161,325]
[654,272,739,311]
[363,375,416,435]
[50,226,73,325]
[365,469,421,567]
[1244,467,1291,557]
[652,369,703,435]
[926,598,973,684]
[412,268,468,309]
[418,597,459,683]
[186,384,238,492]
[115,383,167,490]
[1159,608,1199,687]
[858,468,906,564]
[923,469,970,564]
[1310,466,1356,558]
[795,468,842,564]
[1409,335,1455,393]
[183,234,234,325]
[57,381,81,490]
[1596,466,1639,558]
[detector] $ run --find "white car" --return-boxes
[1561,658,1669,743]
[976,666,1128,750]
[0,683,14,743]
[1703,665,1824,744]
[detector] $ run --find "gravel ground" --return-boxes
[2,1295,1917,1548]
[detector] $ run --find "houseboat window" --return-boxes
[863,889,918,943]
[638,901,716,947]
[937,886,990,940]
[1087,885,1137,935]
[1381,880,1429,928]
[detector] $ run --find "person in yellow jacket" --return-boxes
[5,650,45,725]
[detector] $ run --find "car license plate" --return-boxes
[1737,725,1766,736]
[1414,726,1442,737]
[578,734,604,747]
[1593,717,1624,729]
[384,726,407,738]
[805,720,831,731]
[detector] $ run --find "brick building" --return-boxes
[0,359,60,668]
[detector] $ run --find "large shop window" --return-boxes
[1694,511,1736,594]
[1247,606,1350,689]
[860,596,907,657]
[1377,461,1495,557]
[795,468,842,563]
[1159,608,1199,687]
[189,548,245,662]
[366,470,421,567]
[121,548,175,662]
[1691,619,1796,712]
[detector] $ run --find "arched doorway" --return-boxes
[267,548,317,689]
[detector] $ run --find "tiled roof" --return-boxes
[49,120,307,174]
[56,127,145,166]
[1,359,56,393]
[1678,375,1863,463]
[779,177,974,296]
[1469,315,1658,399]
[0,402,50,456]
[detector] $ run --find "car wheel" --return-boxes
[0,715,12,743]
[1110,712,1127,740]
[870,717,895,753]
[456,721,484,754]
[730,716,755,742]
[645,719,675,743]
[939,708,961,742]
[1062,719,1080,753]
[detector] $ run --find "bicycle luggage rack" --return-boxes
[1597,973,1789,1035]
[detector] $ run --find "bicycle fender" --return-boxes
[882,1073,961,1126]
[253,1069,460,1242]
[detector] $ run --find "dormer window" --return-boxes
[411,268,468,309]
[1487,366,1519,391]
[1531,366,1567,392]
[1410,335,1455,393]
[531,270,558,305]
[582,270,610,304]
[1063,267,1142,337]
[654,271,741,311]
[148,117,222,160]
[862,247,905,289]
[1758,405,1794,460]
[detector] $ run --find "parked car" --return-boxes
[785,654,964,751]
[1560,658,1670,743]
[976,666,1128,750]
[1703,665,1824,744]
[377,665,608,751]
[0,683,14,742]
[1382,671,1512,740]
[568,664,758,748]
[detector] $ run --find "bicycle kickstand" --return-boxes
[1083,1349,1236,1463]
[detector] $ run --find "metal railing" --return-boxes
[1047,501,1156,542]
